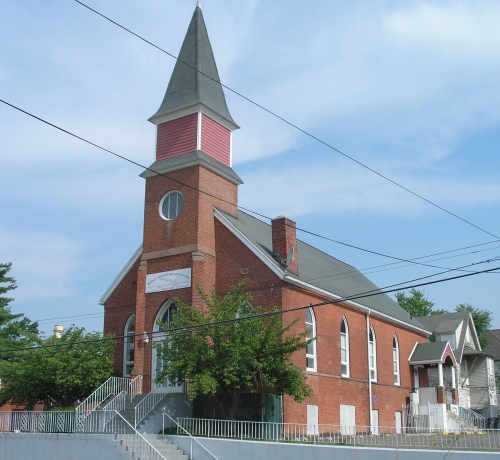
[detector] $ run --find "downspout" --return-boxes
[366,311,373,433]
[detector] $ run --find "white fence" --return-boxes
[175,417,500,451]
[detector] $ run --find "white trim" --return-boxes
[306,307,317,372]
[150,104,239,132]
[196,111,202,151]
[408,341,419,362]
[229,132,233,167]
[99,245,143,305]
[340,316,350,378]
[393,335,400,386]
[369,326,377,382]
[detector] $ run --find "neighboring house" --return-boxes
[101,4,432,432]
[483,329,500,413]
[416,312,497,419]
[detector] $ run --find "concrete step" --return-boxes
[116,434,188,460]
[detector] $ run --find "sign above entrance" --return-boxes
[145,268,191,293]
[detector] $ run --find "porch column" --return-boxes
[451,366,458,402]
[437,362,446,405]
[438,362,444,387]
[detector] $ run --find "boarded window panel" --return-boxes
[307,405,319,436]
[340,404,355,435]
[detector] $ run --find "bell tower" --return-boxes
[132,4,242,391]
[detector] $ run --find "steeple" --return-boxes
[149,5,237,127]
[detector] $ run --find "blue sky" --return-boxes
[1,0,500,337]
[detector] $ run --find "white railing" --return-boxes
[2,411,500,451]
[0,411,77,433]
[174,417,500,451]
[135,392,167,428]
[130,375,143,401]
[163,412,218,460]
[75,377,131,415]
[446,396,487,429]
[101,391,127,413]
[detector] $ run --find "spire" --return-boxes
[149,6,237,127]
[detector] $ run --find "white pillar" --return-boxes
[438,362,444,387]
[451,366,456,389]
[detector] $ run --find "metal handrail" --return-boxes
[113,411,168,460]
[129,375,143,401]
[445,396,487,428]
[135,392,166,428]
[75,377,131,415]
[163,412,218,460]
[101,391,127,413]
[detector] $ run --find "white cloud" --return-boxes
[239,162,500,219]
[384,3,500,57]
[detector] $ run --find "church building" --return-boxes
[101,4,431,431]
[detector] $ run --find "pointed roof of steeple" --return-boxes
[149,5,237,127]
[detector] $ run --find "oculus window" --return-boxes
[159,191,184,220]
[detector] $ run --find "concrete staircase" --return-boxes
[115,433,188,460]
[446,410,480,430]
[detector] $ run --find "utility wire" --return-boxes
[31,252,500,327]
[3,263,499,358]
[74,0,500,241]
[0,98,489,276]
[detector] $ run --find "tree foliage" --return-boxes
[0,262,39,353]
[156,281,313,420]
[395,288,446,317]
[0,327,115,408]
[455,303,492,348]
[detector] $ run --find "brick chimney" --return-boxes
[272,216,298,273]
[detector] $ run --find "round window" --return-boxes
[159,191,184,220]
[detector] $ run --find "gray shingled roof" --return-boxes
[140,150,243,185]
[217,209,428,333]
[483,329,500,360]
[149,6,237,126]
[417,312,472,361]
[409,342,455,364]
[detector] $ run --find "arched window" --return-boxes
[368,326,377,382]
[306,307,317,371]
[123,314,135,377]
[393,335,400,385]
[152,300,183,393]
[340,317,349,377]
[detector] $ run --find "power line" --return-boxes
[0,98,491,277]
[73,0,500,241]
[30,252,500,328]
[3,262,499,358]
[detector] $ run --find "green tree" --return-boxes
[0,326,115,408]
[395,288,447,317]
[0,262,39,352]
[455,303,492,348]
[156,281,313,420]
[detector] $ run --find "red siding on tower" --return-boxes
[156,114,198,161]
[200,114,231,166]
